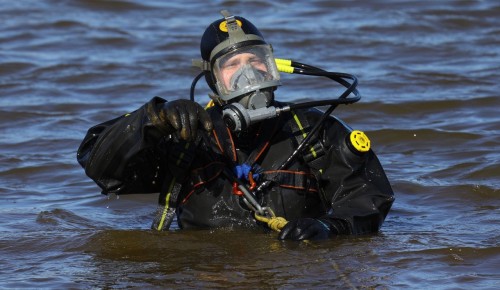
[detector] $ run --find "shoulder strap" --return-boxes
[207,106,238,164]
[288,109,326,166]
[287,109,331,211]
[245,114,285,166]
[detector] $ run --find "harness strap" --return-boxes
[288,109,331,211]
[162,105,327,230]
[181,161,226,204]
[152,141,196,231]
[289,109,326,164]
[245,114,284,166]
[208,106,237,164]
[208,106,285,198]
[260,170,319,192]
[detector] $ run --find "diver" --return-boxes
[77,10,394,241]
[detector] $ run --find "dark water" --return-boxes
[1,1,499,289]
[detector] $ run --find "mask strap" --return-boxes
[220,10,246,44]
[191,10,245,72]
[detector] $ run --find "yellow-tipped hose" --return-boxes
[275,58,294,74]
[275,58,292,66]
[277,63,294,74]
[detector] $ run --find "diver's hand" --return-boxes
[278,218,332,241]
[159,99,213,141]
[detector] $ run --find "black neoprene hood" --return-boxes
[200,16,266,62]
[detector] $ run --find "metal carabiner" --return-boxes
[235,183,265,215]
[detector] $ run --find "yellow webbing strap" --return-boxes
[154,142,191,231]
[292,111,318,159]
[156,177,176,230]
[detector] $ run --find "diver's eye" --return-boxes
[222,59,240,70]
[249,57,264,65]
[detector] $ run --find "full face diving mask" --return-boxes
[212,44,281,108]
[211,45,281,131]
[192,11,282,131]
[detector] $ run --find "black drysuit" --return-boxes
[77,97,394,235]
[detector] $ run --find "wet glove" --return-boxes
[278,218,331,241]
[278,218,349,241]
[158,99,213,141]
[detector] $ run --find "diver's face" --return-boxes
[220,52,268,90]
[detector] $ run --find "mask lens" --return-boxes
[213,45,280,101]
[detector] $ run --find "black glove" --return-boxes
[159,99,213,141]
[278,218,333,241]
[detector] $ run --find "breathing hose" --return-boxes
[190,58,362,231]
[254,59,361,194]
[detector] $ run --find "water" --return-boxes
[1,0,499,288]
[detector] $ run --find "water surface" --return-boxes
[1,1,499,289]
